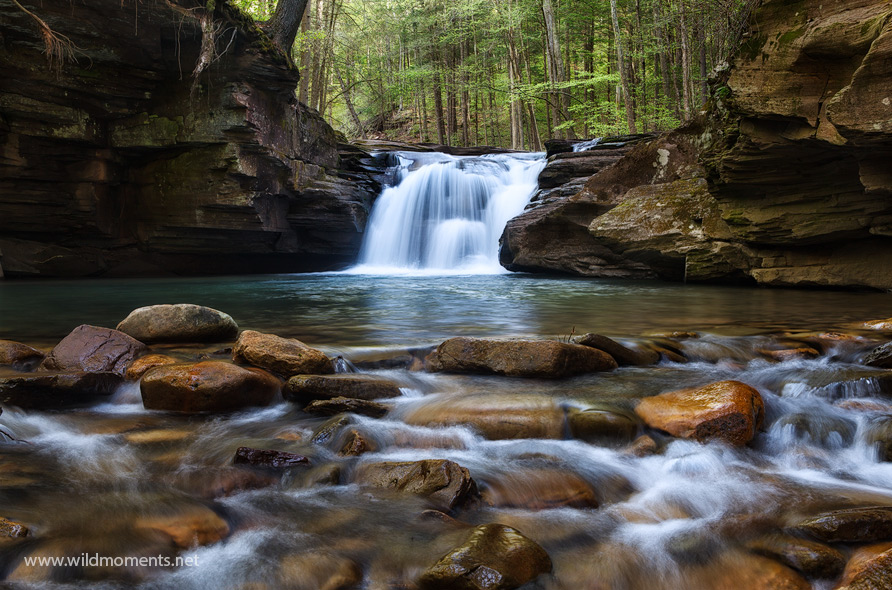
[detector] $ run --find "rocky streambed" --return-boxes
[2,303,892,589]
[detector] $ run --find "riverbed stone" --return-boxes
[481,469,599,510]
[760,347,821,362]
[864,318,892,331]
[417,523,552,590]
[0,341,44,370]
[134,505,229,548]
[41,324,147,376]
[338,429,377,456]
[0,371,122,409]
[124,353,179,380]
[233,446,310,469]
[429,337,617,378]
[864,342,892,369]
[352,459,479,512]
[634,380,764,445]
[232,330,333,376]
[404,396,566,440]
[746,533,846,579]
[575,333,659,366]
[567,406,640,444]
[303,396,389,418]
[836,542,892,590]
[278,550,362,590]
[793,506,892,543]
[140,361,280,412]
[310,414,354,445]
[286,374,402,402]
[116,304,239,343]
[0,516,29,538]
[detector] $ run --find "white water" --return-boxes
[572,137,603,152]
[349,151,545,275]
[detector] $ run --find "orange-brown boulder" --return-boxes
[232,330,333,376]
[140,361,280,412]
[124,353,179,381]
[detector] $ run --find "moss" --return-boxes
[777,27,805,45]
[738,34,767,62]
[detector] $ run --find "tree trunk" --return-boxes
[541,0,567,138]
[267,0,308,55]
[610,0,637,133]
[335,66,364,138]
[698,20,708,104]
[679,0,693,119]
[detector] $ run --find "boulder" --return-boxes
[134,506,229,549]
[634,380,764,445]
[0,516,29,538]
[575,333,659,366]
[116,304,238,343]
[303,397,389,418]
[864,342,892,369]
[233,447,310,469]
[746,534,846,579]
[41,324,147,376]
[232,330,333,377]
[417,523,552,590]
[404,396,566,440]
[352,459,478,512]
[480,469,598,510]
[310,414,354,445]
[792,506,892,543]
[278,551,362,590]
[338,429,377,456]
[836,542,892,590]
[430,337,617,378]
[864,319,892,332]
[286,374,401,402]
[0,341,44,370]
[140,361,280,412]
[760,347,821,362]
[0,371,122,409]
[567,407,640,444]
[124,354,179,381]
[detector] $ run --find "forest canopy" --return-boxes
[235,0,757,149]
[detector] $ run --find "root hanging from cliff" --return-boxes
[11,0,77,73]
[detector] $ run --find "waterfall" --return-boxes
[349,151,546,274]
[572,137,603,152]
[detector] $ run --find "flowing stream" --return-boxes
[1,156,892,588]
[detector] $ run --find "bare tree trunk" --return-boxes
[679,0,692,118]
[460,37,470,147]
[266,0,309,55]
[610,0,637,133]
[698,19,708,104]
[541,0,568,138]
[652,0,674,110]
[432,52,446,145]
[297,4,311,103]
[335,66,364,138]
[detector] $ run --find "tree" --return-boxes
[266,0,310,53]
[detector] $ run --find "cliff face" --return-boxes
[0,0,382,277]
[502,0,892,289]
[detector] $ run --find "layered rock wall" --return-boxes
[502,0,892,289]
[0,0,382,277]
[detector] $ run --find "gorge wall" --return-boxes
[0,0,383,278]
[501,0,892,290]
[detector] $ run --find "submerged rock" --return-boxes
[41,324,147,376]
[429,337,617,378]
[567,406,640,444]
[634,380,764,445]
[0,341,44,370]
[277,550,362,590]
[303,396,389,418]
[793,506,892,543]
[575,333,659,366]
[286,374,402,402]
[232,330,333,377]
[836,542,892,590]
[233,446,310,469]
[352,459,479,512]
[417,523,552,590]
[480,469,599,510]
[140,361,280,412]
[746,533,846,579]
[0,371,121,409]
[310,414,354,445]
[124,354,179,381]
[116,304,239,343]
[404,396,566,440]
[0,516,29,538]
[134,506,229,549]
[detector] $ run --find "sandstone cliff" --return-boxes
[501,0,892,290]
[0,0,382,277]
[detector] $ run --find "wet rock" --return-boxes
[178,467,279,499]
[567,406,640,444]
[865,416,892,461]
[654,346,688,363]
[760,347,821,362]
[352,459,479,512]
[0,340,45,370]
[134,506,229,548]
[123,429,191,445]
[278,551,362,590]
[774,413,856,446]
[303,396,389,418]
[233,446,310,469]
[286,374,402,402]
[311,414,354,445]
[625,434,659,457]
[116,304,239,343]
[338,429,377,456]
[864,343,892,369]
[0,371,122,409]
[299,464,342,487]
[140,361,280,412]
[41,324,147,376]
[837,542,892,590]
[430,337,617,378]
[0,516,29,538]
[404,396,566,439]
[793,506,892,543]
[746,533,846,579]
[864,319,892,332]
[693,554,811,590]
[635,380,765,446]
[124,354,179,381]
[417,523,552,590]
[481,469,599,510]
[232,330,333,377]
[575,333,659,366]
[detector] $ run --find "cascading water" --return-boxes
[349,151,545,274]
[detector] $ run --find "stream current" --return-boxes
[1,150,892,589]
